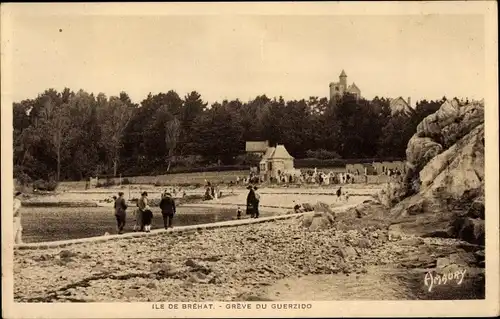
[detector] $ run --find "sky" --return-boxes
[7,11,486,106]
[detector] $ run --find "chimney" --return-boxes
[407,97,411,107]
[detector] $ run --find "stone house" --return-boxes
[259,144,297,181]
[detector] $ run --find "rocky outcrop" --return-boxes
[389,99,485,245]
[405,99,484,191]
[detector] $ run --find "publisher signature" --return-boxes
[424,268,467,292]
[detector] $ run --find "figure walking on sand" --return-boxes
[159,192,176,229]
[13,191,23,244]
[114,192,128,234]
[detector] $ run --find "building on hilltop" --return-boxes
[329,70,361,100]
[388,97,415,116]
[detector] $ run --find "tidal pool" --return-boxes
[20,206,275,243]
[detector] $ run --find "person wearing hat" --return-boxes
[159,191,176,229]
[13,191,23,244]
[114,192,128,234]
[134,191,148,231]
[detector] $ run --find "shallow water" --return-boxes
[20,206,275,243]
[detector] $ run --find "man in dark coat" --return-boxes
[114,192,128,234]
[159,192,176,229]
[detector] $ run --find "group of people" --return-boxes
[113,190,177,234]
[204,181,222,200]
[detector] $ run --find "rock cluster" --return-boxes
[388,99,485,245]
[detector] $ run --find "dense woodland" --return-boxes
[13,88,446,184]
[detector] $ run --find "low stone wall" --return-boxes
[14,212,306,251]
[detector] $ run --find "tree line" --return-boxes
[13,88,445,183]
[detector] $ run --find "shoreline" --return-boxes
[13,213,484,302]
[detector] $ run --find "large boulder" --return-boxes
[390,100,485,245]
[377,182,407,207]
[314,201,334,214]
[418,124,484,197]
[406,99,484,186]
[299,211,335,231]
[334,200,391,232]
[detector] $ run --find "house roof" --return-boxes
[260,147,276,163]
[246,140,269,153]
[269,144,294,160]
[340,69,347,77]
[348,82,360,92]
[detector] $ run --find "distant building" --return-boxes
[388,97,415,116]
[245,140,269,155]
[371,161,407,175]
[346,163,375,175]
[329,70,361,100]
[259,144,297,181]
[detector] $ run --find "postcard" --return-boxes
[1,1,498,318]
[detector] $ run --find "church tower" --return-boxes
[339,69,347,86]
[329,69,361,100]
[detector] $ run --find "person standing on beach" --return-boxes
[13,191,23,244]
[246,185,256,218]
[114,192,128,234]
[253,186,261,218]
[134,192,148,231]
[159,192,176,229]
[142,202,153,233]
[336,187,342,202]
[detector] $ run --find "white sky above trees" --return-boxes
[7,5,485,106]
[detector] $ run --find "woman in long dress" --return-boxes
[246,186,256,218]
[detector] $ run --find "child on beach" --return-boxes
[142,205,153,233]
[236,206,242,219]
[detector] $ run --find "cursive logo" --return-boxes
[424,269,467,292]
